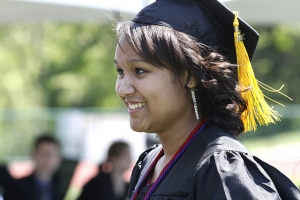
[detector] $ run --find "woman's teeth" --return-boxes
[128,103,146,110]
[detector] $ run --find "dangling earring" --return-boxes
[191,89,199,120]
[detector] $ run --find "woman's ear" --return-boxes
[186,76,197,89]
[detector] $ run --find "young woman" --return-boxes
[114,0,300,199]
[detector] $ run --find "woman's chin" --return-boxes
[130,121,147,133]
[130,125,144,133]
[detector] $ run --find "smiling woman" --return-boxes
[113,0,300,199]
[115,37,194,134]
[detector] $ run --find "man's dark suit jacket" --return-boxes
[4,173,64,200]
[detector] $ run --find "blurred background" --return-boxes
[0,0,299,199]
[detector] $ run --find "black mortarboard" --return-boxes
[132,0,259,64]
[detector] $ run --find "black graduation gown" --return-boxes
[128,122,300,200]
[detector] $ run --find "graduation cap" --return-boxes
[132,0,282,132]
[132,0,258,64]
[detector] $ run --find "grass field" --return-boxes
[241,130,300,149]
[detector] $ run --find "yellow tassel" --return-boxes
[233,11,280,132]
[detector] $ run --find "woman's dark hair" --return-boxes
[116,21,247,135]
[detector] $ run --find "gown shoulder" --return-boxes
[190,122,300,200]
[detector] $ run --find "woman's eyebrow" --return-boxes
[127,58,145,64]
[114,58,146,66]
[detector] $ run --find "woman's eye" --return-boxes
[135,68,146,74]
[117,68,124,75]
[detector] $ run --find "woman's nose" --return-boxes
[116,76,136,98]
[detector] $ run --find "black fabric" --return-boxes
[254,156,300,200]
[128,122,300,199]
[0,165,15,199]
[4,173,64,200]
[132,0,259,64]
[77,169,129,200]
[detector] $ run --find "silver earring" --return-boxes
[191,89,199,120]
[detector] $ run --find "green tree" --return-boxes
[0,22,123,159]
[252,24,300,105]
[0,22,122,108]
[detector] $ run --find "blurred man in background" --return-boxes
[5,134,64,200]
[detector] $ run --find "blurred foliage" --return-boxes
[0,22,123,161]
[252,24,300,104]
[0,22,122,108]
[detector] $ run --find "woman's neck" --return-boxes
[148,116,204,184]
[157,117,200,157]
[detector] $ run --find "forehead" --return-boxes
[115,37,138,61]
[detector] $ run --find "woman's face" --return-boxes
[114,37,195,134]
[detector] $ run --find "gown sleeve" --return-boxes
[190,150,282,200]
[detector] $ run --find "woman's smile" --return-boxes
[127,102,146,114]
[128,102,146,110]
